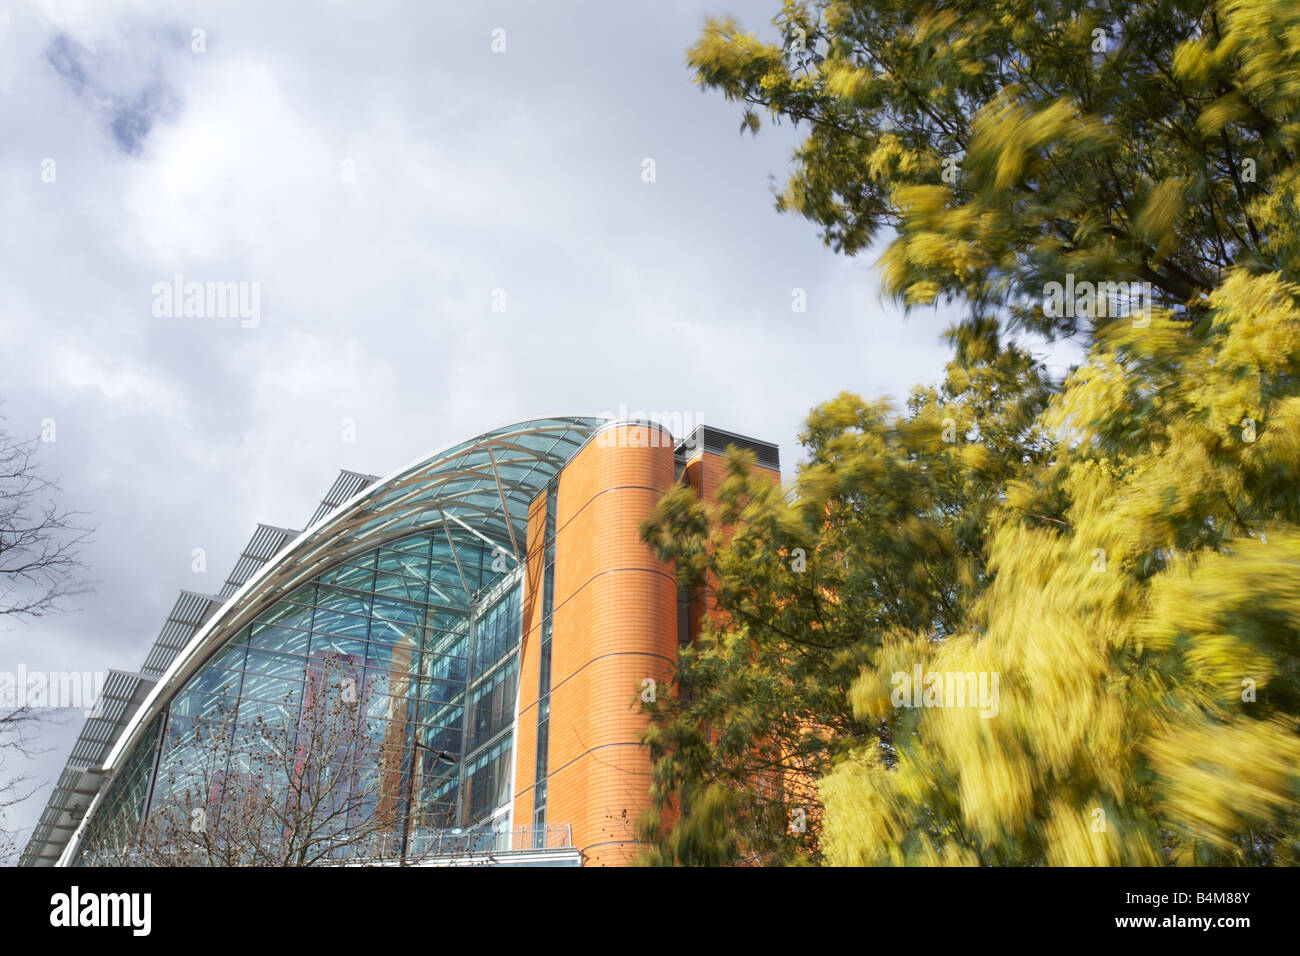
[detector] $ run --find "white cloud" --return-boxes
[41,340,190,414]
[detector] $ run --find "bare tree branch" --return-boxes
[0,416,94,621]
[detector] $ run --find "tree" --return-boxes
[639,325,1055,864]
[0,418,92,619]
[83,653,465,866]
[0,707,47,864]
[822,268,1300,865]
[644,0,1300,865]
[688,0,1300,337]
[0,418,91,862]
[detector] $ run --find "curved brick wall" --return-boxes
[513,426,677,865]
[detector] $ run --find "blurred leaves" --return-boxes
[688,0,1300,336]
[638,331,1054,864]
[645,0,1300,865]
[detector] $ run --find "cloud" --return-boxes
[42,27,182,156]
[108,82,177,154]
[43,32,88,94]
[40,340,189,413]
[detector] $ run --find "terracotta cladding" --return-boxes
[687,446,780,499]
[684,450,781,641]
[512,426,677,865]
[681,456,702,495]
[510,431,779,864]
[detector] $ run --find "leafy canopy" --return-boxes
[641,0,1300,865]
[689,0,1300,336]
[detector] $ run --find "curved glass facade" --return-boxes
[24,415,781,868]
[79,530,515,863]
[67,417,600,865]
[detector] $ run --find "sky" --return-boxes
[0,0,1076,850]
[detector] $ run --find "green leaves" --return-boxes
[662,0,1300,867]
[638,334,1052,864]
[690,0,1300,335]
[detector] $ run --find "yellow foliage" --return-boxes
[822,272,1300,865]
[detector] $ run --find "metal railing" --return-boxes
[76,823,575,867]
[403,822,573,860]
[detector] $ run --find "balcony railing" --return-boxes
[77,823,576,867]
[404,822,574,859]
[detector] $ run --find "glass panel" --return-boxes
[316,585,373,616]
[373,572,427,604]
[245,648,308,680]
[469,658,518,749]
[284,582,317,606]
[472,586,521,677]
[369,616,421,646]
[364,665,417,701]
[425,627,468,660]
[462,737,512,824]
[366,691,417,724]
[426,610,468,633]
[372,597,421,625]
[239,672,303,706]
[255,601,314,632]
[318,562,375,590]
[247,624,310,656]
[418,722,464,757]
[378,549,430,580]
[237,696,297,725]
[307,634,368,661]
[311,609,370,640]
[419,677,461,705]
[423,653,467,684]
[170,688,239,721]
[386,533,431,555]
[205,643,248,673]
[189,665,243,697]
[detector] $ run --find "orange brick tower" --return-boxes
[512,422,781,865]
